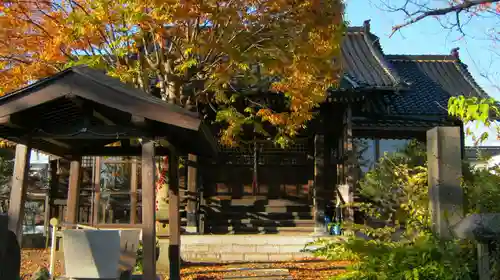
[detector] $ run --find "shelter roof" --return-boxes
[0,66,218,158]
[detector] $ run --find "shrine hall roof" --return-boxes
[384,54,487,115]
[341,25,403,90]
[341,21,488,118]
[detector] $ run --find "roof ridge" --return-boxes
[453,60,489,98]
[359,22,403,87]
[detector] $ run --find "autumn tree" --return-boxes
[0,0,345,146]
[375,0,500,144]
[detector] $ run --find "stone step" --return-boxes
[206,197,311,207]
[205,226,314,234]
[205,218,315,227]
[181,243,311,254]
[156,234,345,271]
[222,268,292,279]
[204,205,312,213]
[174,234,326,245]
[204,211,313,220]
[179,251,314,263]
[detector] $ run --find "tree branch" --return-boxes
[390,0,500,37]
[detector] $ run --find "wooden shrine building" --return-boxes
[0,66,218,279]
[196,21,487,234]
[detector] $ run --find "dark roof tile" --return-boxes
[340,27,403,89]
[381,55,487,115]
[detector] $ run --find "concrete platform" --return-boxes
[156,234,343,272]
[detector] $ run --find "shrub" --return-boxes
[310,140,500,279]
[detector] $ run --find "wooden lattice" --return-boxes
[215,139,311,166]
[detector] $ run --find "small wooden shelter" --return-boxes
[0,65,218,280]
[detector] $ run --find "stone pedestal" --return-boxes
[62,229,122,279]
[427,127,464,239]
[453,213,500,280]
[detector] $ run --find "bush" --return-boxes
[314,234,477,280]
[310,140,500,279]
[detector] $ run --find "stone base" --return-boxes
[156,234,341,271]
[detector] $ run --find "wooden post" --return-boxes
[8,144,31,244]
[130,158,138,224]
[168,153,181,280]
[141,141,157,280]
[66,157,82,226]
[48,160,59,219]
[92,157,101,225]
[252,141,259,196]
[43,194,50,245]
[343,105,355,222]
[313,135,327,235]
[186,154,197,231]
[477,242,491,280]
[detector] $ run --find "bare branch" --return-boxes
[390,0,500,37]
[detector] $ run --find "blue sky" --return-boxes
[345,0,500,146]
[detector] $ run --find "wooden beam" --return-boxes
[41,138,72,149]
[131,115,146,126]
[141,141,156,280]
[93,110,115,125]
[130,157,138,224]
[186,154,197,229]
[80,146,171,156]
[31,124,155,139]
[7,144,31,244]
[66,157,82,226]
[168,153,181,280]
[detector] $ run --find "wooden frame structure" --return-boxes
[1,66,217,280]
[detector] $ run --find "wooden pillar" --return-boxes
[313,134,327,235]
[168,153,181,280]
[141,141,157,280]
[252,141,259,196]
[92,157,101,225]
[186,154,197,230]
[43,194,50,242]
[66,157,81,226]
[340,104,355,222]
[130,158,138,224]
[8,144,31,245]
[48,160,59,219]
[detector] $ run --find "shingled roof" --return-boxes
[384,53,487,115]
[340,21,403,90]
